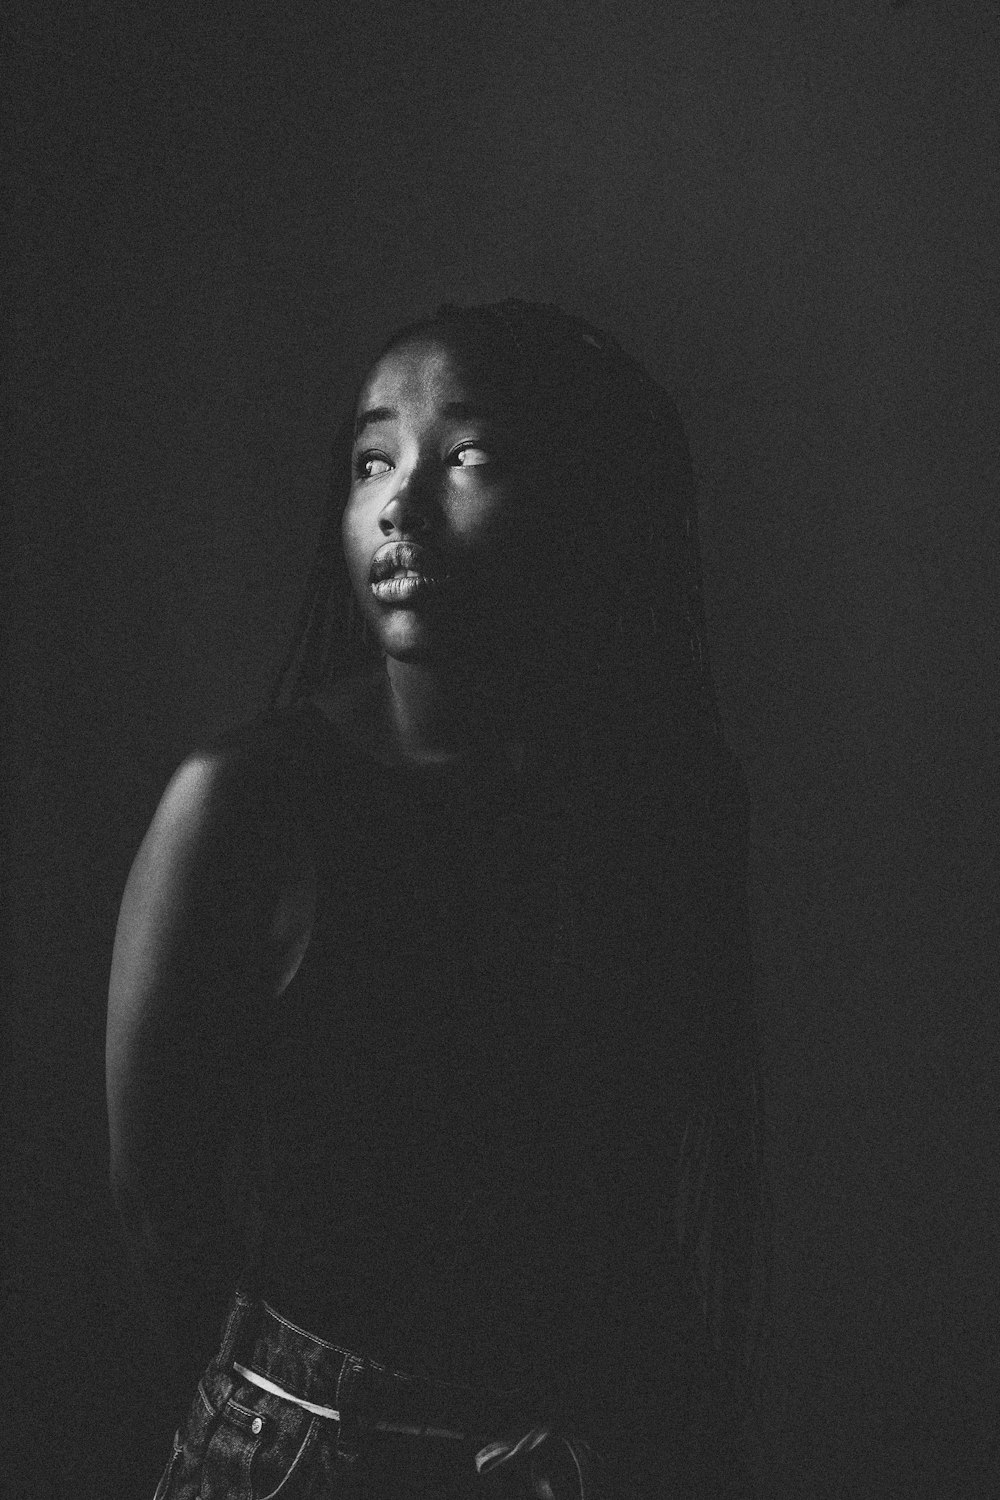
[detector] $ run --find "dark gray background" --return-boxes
[5,2,998,1495]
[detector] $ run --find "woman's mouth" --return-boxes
[370,571,446,604]
[369,542,453,606]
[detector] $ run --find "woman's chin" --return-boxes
[373,595,526,669]
[375,612,456,664]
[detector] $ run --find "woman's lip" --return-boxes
[370,541,445,584]
[370,574,448,605]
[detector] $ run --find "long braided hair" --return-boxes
[269,299,773,1469]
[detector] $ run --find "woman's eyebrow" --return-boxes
[440,400,500,422]
[355,400,504,439]
[354,405,397,439]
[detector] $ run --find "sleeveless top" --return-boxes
[246,697,700,1399]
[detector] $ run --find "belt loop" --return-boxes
[333,1355,367,1465]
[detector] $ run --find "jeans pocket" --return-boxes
[164,1367,319,1500]
[204,1377,320,1500]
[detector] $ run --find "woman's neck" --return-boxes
[381,655,524,772]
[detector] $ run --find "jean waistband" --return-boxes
[218,1290,609,1496]
[221,1289,539,1443]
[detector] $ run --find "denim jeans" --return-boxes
[151,1290,650,1500]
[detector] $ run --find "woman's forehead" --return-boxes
[356,327,520,417]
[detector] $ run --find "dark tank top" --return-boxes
[251,697,696,1394]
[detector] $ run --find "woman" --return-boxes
[107,299,770,1498]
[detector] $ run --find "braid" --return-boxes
[269,411,356,711]
[267,298,773,1471]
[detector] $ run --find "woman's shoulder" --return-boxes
[145,700,335,868]
[159,669,396,847]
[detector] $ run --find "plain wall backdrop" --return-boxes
[5,2,999,1495]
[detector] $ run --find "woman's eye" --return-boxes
[356,453,392,479]
[452,444,492,468]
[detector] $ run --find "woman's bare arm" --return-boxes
[106,741,285,1406]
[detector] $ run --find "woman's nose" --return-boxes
[378,465,435,535]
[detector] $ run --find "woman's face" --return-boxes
[342,328,552,667]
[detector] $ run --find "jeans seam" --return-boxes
[226,1395,270,1423]
[256,1415,320,1500]
[151,1433,183,1500]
